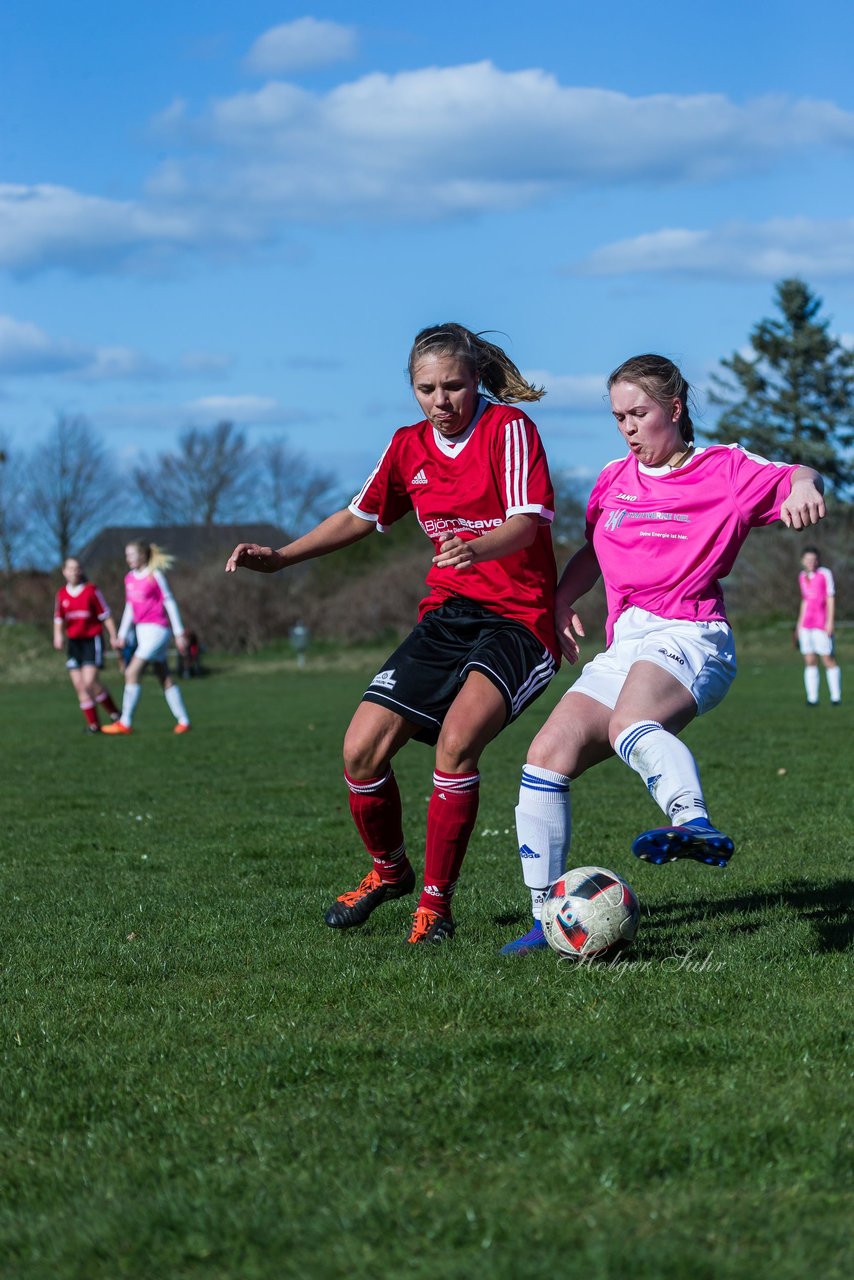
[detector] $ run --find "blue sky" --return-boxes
[2,0,854,498]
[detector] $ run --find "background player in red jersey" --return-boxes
[227,322,559,945]
[53,556,121,733]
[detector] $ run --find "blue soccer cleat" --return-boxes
[632,818,734,868]
[500,919,550,955]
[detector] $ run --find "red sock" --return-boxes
[418,770,480,917]
[95,688,120,718]
[80,700,99,730]
[345,768,410,884]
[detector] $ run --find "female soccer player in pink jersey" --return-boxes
[227,323,558,945]
[504,353,826,954]
[797,546,841,705]
[53,556,121,733]
[101,540,192,735]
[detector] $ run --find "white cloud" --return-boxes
[244,18,358,75]
[6,67,854,274]
[525,371,608,412]
[0,314,86,374]
[576,217,854,279]
[0,184,200,275]
[0,313,227,383]
[184,394,298,424]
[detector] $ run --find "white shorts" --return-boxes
[133,623,171,663]
[567,607,737,717]
[798,628,833,657]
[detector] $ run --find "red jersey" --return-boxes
[349,398,558,657]
[54,582,111,639]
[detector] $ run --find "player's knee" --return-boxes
[435,725,479,774]
[342,727,385,779]
[527,721,577,776]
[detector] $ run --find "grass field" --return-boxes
[1,629,851,1279]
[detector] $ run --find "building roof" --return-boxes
[79,524,291,569]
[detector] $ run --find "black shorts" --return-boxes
[66,636,104,670]
[362,596,557,745]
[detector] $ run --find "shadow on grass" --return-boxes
[642,879,854,954]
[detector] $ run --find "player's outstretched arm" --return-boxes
[780,468,825,530]
[226,509,374,574]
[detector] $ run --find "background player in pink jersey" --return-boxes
[227,322,558,945]
[102,540,192,735]
[53,556,121,733]
[504,353,826,954]
[796,546,841,705]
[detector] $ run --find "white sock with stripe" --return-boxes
[804,667,820,704]
[165,684,189,725]
[613,720,708,826]
[826,666,841,703]
[515,765,571,920]
[121,683,142,726]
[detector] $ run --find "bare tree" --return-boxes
[133,421,261,525]
[265,438,342,535]
[27,415,119,564]
[0,435,31,572]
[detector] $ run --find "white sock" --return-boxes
[515,765,571,919]
[826,666,841,703]
[804,667,820,703]
[121,683,142,726]
[165,684,189,724]
[614,720,708,826]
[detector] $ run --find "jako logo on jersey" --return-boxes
[371,669,397,689]
[616,492,637,501]
[411,469,428,485]
[519,844,539,859]
[657,647,685,665]
[422,516,504,536]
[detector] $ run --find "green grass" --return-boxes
[1,631,851,1279]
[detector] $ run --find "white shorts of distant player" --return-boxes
[569,607,737,716]
[798,627,833,657]
[133,623,171,663]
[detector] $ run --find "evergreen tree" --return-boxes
[708,278,854,496]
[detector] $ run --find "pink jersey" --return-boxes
[586,444,798,643]
[799,567,834,630]
[349,398,558,657]
[120,568,183,635]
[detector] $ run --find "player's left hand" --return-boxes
[175,632,190,656]
[781,479,826,529]
[433,534,476,570]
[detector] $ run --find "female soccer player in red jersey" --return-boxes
[53,556,121,733]
[227,323,559,944]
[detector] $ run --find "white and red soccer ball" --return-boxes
[542,866,640,959]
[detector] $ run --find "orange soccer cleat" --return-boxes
[101,721,132,735]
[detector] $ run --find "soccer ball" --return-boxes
[542,866,640,960]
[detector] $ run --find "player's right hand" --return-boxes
[225,544,283,574]
[557,608,586,665]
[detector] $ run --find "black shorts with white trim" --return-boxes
[66,635,104,670]
[361,596,556,745]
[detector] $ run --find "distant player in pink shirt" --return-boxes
[504,353,826,954]
[53,556,121,733]
[227,323,558,946]
[101,540,192,735]
[797,546,841,705]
